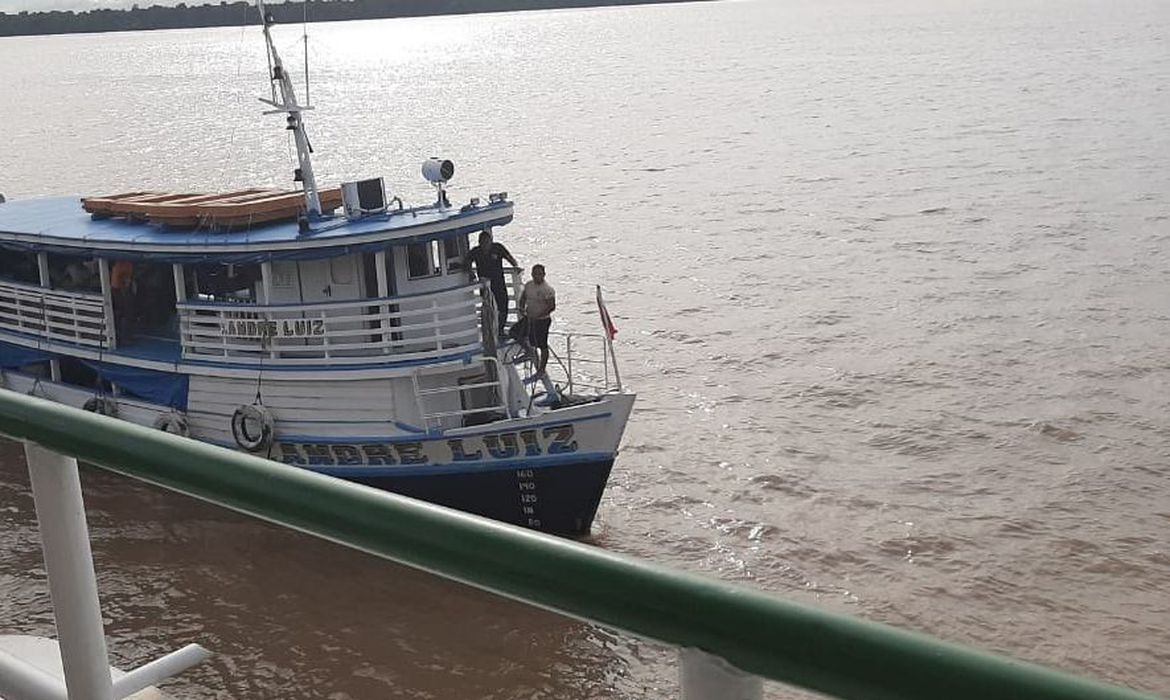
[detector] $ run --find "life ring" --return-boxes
[153,410,189,437]
[232,403,274,453]
[82,396,118,417]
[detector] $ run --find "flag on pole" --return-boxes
[596,285,617,340]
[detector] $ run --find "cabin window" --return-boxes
[330,256,355,285]
[443,236,465,274]
[270,263,297,290]
[443,237,460,261]
[361,251,397,298]
[0,248,40,285]
[407,241,442,279]
[192,263,261,303]
[48,254,100,293]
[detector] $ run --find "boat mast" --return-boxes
[256,0,321,217]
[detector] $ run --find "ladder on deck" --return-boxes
[411,357,511,432]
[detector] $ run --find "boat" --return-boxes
[0,3,634,537]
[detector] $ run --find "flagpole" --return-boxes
[608,337,622,392]
[597,285,622,392]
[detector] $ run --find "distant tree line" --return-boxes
[0,0,700,37]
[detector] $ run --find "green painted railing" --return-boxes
[0,390,1161,700]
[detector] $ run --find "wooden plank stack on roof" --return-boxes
[81,188,344,229]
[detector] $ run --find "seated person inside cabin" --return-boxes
[515,263,556,377]
[63,262,87,289]
[61,260,98,291]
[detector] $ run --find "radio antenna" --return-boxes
[302,1,310,106]
[255,0,322,217]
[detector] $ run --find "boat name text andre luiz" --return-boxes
[278,424,579,466]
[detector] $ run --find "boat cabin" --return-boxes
[0,184,535,436]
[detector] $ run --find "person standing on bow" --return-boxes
[518,264,556,377]
[464,229,519,336]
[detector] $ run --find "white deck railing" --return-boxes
[176,283,482,365]
[0,279,109,348]
[550,330,622,395]
[505,330,623,399]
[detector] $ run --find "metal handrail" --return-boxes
[0,390,1160,700]
[539,330,622,396]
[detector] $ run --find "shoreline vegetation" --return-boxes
[0,0,705,37]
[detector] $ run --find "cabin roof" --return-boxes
[0,196,513,262]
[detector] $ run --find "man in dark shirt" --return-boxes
[464,229,519,335]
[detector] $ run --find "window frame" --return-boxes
[406,240,443,280]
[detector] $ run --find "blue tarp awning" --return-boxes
[0,341,188,409]
[82,359,189,409]
[0,343,53,369]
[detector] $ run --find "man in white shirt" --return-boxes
[518,264,556,376]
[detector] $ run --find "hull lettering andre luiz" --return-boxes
[222,316,326,339]
[278,424,579,467]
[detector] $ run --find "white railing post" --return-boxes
[679,649,762,700]
[375,250,390,354]
[97,258,116,349]
[219,311,231,359]
[602,336,610,390]
[172,264,187,305]
[15,289,27,331]
[24,442,115,700]
[37,253,62,382]
[270,310,279,360]
[36,252,51,289]
[320,309,330,358]
[608,335,623,393]
[565,335,574,395]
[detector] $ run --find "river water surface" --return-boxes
[1,0,1168,697]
